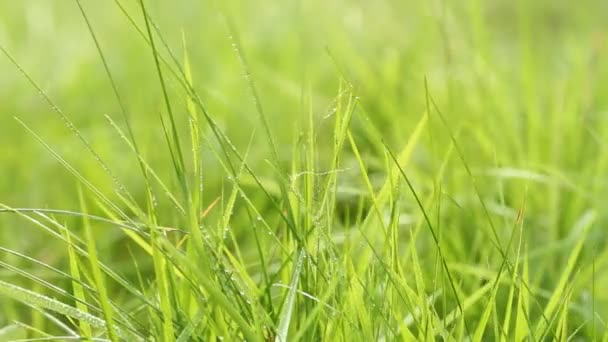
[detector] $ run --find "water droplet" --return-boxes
[256,216,262,221]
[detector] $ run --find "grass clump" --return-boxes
[1,0,607,340]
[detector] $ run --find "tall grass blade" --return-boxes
[275,249,306,342]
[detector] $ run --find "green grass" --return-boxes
[1,0,607,340]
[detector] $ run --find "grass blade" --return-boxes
[275,250,306,342]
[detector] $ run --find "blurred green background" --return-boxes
[1,1,605,207]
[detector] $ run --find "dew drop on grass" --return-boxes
[256,216,262,221]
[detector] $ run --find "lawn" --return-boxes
[1,0,607,340]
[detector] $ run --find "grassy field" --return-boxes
[1,0,607,340]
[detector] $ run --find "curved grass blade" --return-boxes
[0,280,107,335]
